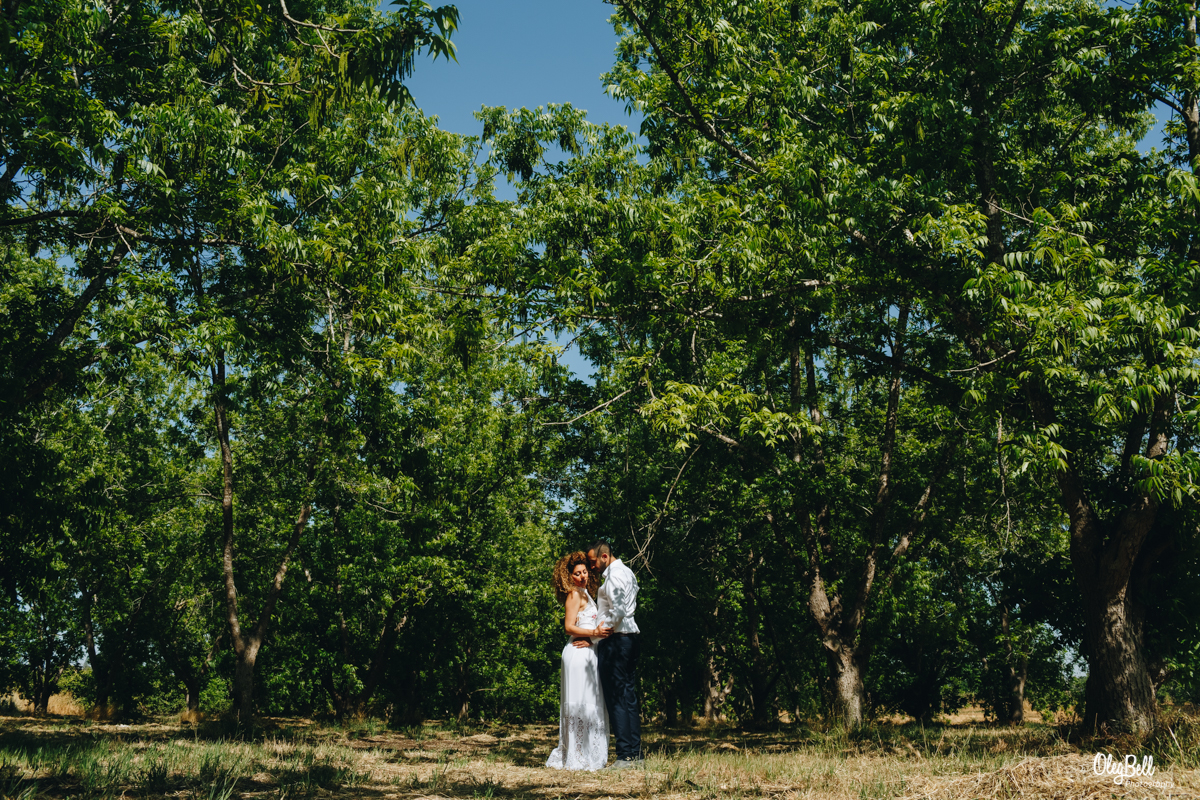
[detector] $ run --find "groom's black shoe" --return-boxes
[606,757,645,770]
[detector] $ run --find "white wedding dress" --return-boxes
[545,588,609,771]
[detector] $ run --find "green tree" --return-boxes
[263,341,567,721]
[1,0,461,721]
[473,0,1197,735]
[0,0,457,411]
[479,73,976,729]
[580,0,1184,734]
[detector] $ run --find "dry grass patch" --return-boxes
[1,694,86,717]
[1,714,1198,800]
[900,753,1199,799]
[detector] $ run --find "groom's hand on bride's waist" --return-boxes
[571,637,592,648]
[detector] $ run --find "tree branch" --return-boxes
[613,0,761,173]
[542,386,634,426]
[998,0,1027,51]
[827,334,959,395]
[52,245,123,346]
[0,209,83,228]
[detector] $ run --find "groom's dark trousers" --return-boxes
[597,633,641,760]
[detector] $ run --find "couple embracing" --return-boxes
[545,542,643,772]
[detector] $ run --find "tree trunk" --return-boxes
[79,587,111,715]
[1001,606,1027,725]
[322,672,349,720]
[232,643,260,721]
[454,652,472,723]
[1081,590,1156,734]
[789,309,939,730]
[94,645,133,718]
[30,656,62,715]
[394,668,423,725]
[1032,385,1165,736]
[743,558,774,728]
[826,645,867,729]
[701,652,731,722]
[663,685,678,727]
[211,353,313,724]
[1056,466,1160,734]
[1007,658,1028,726]
[214,355,249,721]
[34,684,52,715]
[80,589,133,715]
[185,679,201,714]
[747,662,772,727]
[157,627,222,717]
[342,602,408,717]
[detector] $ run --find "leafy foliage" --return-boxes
[2,0,1200,734]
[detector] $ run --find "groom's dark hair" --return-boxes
[588,540,613,558]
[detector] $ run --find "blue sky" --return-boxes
[401,1,639,381]
[404,1,638,139]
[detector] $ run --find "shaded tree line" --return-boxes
[2,0,1200,735]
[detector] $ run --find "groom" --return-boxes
[588,540,643,768]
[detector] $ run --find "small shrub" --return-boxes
[206,774,237,800]
[1148,706,1200,769]
[141,757,170,793]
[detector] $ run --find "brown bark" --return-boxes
[232,647,259,720]
[32,680,56,715]
[663,683,678,727]
[746,310,955,730]
[78,578,154,718]
[1080,586,1156,734]
[185,681,201,713]
[322,674,348,719]
[701,652,733,722]
[79,586,108,713]
[1001,606,1027,726]
[225,497,311,721]
[742,555,777,727]
[213,354,249,718]
[212,352,315,723]
[1059,0,1199,730]
[790,308,949,729]
[351,601,409,713]
[1032,382,1163,735]
[1026,399,1164,738]
[28,623,64,715]
[454,648,473,723]
[826,646,867,728]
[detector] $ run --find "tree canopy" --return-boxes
[2,0,1199,737]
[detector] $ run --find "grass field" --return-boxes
[1,707,1198,800]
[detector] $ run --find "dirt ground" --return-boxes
[1,708,1198,800]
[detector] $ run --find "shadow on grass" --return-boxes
[2,709,1198,799]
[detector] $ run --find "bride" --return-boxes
[545,551,610,771]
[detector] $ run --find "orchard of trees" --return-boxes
[3,0,1200,738]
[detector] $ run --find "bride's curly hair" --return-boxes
[552,551,600,604]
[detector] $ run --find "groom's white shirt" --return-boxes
[597,558,639,633]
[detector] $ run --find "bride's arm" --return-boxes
[563,590,600,638]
